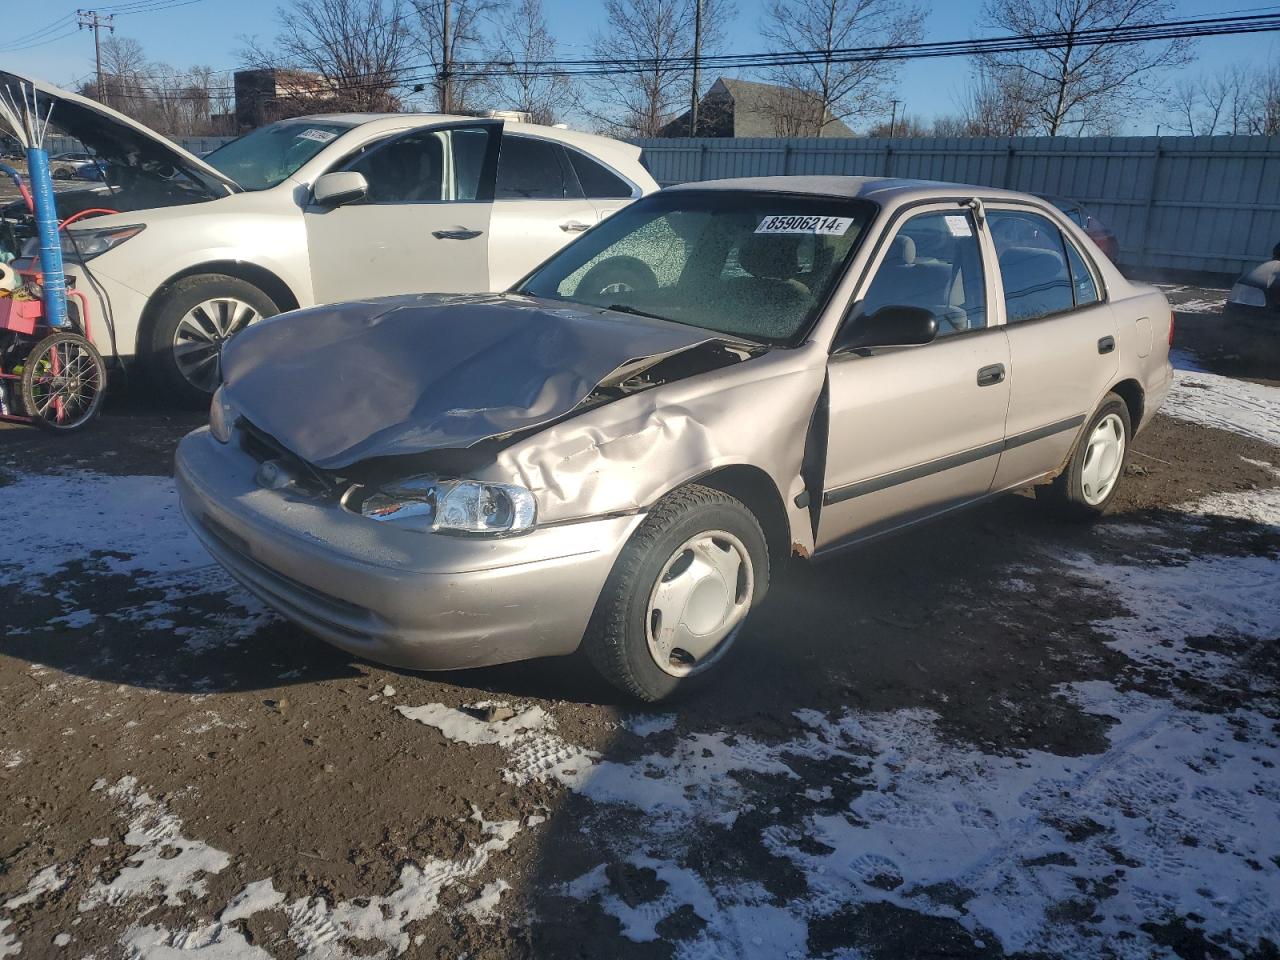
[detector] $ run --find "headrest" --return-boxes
[885,234,916,266]
[739,234,802,280]
[999,246,1064,274]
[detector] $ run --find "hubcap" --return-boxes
[645,531,754,678]
[1080,413,1126,505]
[172,297,261,393]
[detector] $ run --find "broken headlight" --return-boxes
[359,477,537,536]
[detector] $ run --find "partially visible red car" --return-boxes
[1042,196,1120,264]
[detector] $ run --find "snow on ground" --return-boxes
[0,471,269,647]
[1155,283,1228,314]
[1164,365,1280,448]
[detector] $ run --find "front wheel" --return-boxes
[583,484,769,702]
[19,331,107,432]
[1037,393,1132,519]
[144,274,280,405]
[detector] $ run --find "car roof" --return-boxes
[285,113,643,165]
[665,175,1046,206]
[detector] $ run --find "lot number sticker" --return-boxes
[944,215,973,237]
[297,128,339,144]
[756,215,854,236]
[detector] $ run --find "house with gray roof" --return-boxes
[659,77,856,138]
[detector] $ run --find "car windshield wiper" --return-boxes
[606,303,667,321]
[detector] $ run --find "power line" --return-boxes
[51,10,1280,102]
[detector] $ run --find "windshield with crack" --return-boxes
[517,190,874,345]
[205,120,352,191]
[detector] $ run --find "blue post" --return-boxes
[25,145,68,328]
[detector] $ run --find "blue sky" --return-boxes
[3,0,1277,133]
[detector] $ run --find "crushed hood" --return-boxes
[220,294,723,470]
[0,71,236,200]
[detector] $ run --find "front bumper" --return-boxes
[175,427,644,670]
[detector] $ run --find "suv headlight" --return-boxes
[1228,282,1266,308]
[359,476,537,536]
[61,223,145,260]
[208,386,237,443]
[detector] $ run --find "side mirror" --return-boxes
[834,305,939,353]
[313,171,369,208]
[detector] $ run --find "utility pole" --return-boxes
[77,10,115,104]
[440,0,452,114]
[690,0,702,137]
[888,98,901,139]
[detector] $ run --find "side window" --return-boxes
[496,135,578,200]
[859,210,987,337]
[988,209,1075,322]
[1063,238,1100,307]
[348,130,444,203]
[567,149,633,199]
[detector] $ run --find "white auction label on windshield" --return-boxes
[944,215,973,237]
[297,128,338,143]
[755,215,854,236]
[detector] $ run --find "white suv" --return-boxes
[1,73,656,401]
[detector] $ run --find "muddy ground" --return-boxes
[0,298,1277,959]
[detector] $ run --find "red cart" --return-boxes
[0,269,106,432]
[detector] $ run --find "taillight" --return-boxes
[1168,310,1175,346]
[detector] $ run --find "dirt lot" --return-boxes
[0,296,1278,959]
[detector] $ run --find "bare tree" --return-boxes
[981,0,1194,135]
[412,0,499,113]
[760,0,925,133]
[588,0,730,137]
[487,0,573,123]
[246,0,413,113]
[1255,64,1280,135]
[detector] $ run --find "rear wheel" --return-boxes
[583,484,769,702]
[1037,393,1131,519]
[145,274,279,405]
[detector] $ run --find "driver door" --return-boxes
[304,121,501,303]
[816,206,1011,552]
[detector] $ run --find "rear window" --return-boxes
[496,135,576,200]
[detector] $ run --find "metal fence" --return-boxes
[634,135,1280,276]
[43,134,234,157]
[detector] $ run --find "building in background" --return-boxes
[233,69,339,130]
[660,78,856,138]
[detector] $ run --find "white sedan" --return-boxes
[1,72,657,401]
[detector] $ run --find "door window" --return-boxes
[343,126,493,203]
[496,135,578,199]
[859,210,987,336]
[1063,236,1100,307]
[988,209,1077,322]
[566,149,634,199]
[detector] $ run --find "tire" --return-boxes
[19,331,107,432]
[1036,392,1132,519]
[583,484,770,702]
[144,274,280,405]
[52,166,72,180]
[576,255,658,301]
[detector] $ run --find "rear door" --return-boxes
[304,121,501,303]
[487,133,602,289]
[985,205,1119,490]
[816,205,1011,552]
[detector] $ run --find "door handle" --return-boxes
[976,363,1006,387]
[560,220,591,233]
[1097,335,1116,354]
[431,228,483,240]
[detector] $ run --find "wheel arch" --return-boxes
[135,261,302,354]
[1109,377,1145,432]
[689,464,792,578]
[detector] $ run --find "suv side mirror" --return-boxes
[834,305,939,353]
[313,171,369,208]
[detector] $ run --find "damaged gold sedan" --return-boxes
[176,177,1173,700]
